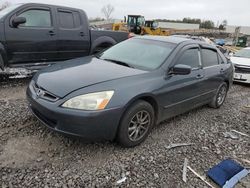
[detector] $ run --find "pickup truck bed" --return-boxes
[90,30,129,54]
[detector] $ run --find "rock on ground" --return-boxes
[0,75,249,187]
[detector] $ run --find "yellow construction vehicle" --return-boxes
[113,15,145,34]
[113,15,169,36]
[143,20,170,36]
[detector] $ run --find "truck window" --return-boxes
[73,12,81,28]
[58,10,81,29]
[18,9,52,27]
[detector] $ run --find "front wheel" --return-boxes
[117,100,155,147]
[209,82,228,108]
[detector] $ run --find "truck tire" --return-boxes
[92,43,113,54]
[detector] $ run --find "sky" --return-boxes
[3,0,250,26]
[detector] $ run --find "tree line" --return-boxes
[0,2,228,30]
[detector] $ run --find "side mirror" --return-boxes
[169,64,192,75]
[12,17,26,28]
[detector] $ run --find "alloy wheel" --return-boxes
[128,110,151,142]
[217,85,227,106]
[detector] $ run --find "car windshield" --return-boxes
[0,4,22,19]
[98,38,176,70]
[234,49,250,59]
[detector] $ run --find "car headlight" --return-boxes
[62,91,114,110]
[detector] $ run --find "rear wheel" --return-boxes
[209,82,228,108]
[0,54,4,71]
[92,43,113,54]
[117,100,155,147]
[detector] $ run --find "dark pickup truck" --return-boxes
[0,3,128,70]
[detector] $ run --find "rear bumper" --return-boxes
[26,84,123,141]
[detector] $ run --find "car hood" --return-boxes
[34,56,147,98]
[230,56,250,66]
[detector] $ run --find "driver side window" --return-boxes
[18,9,52,27]
[177,48,201,69]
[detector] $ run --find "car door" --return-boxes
[201,46,225,98]
[159,44,206,120]
[56,8,91,60]
[4,5,58,65]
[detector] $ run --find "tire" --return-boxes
[0,54,4,71]
[209,82,228,109]
[92,46,104,54]
[92,43,113,54]
[117,100,155,148]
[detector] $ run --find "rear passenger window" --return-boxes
[58,11,74,28]
[74,12,81,28]
[202,49,219,67]
[58,10,81,29]
[177,48,200,68]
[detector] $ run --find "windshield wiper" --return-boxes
[102,58,134,68]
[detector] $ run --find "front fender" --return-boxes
[90,36,117,54]
[125,93,159,110]
[121,93,162,123]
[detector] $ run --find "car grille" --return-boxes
[33,83,59,102]
[234,64,250,74]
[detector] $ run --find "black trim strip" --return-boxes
[164,89,216,109]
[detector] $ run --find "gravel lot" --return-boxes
[0,74,249,188]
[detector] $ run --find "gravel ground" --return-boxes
[0,74,249,188]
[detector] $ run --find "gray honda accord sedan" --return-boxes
[27,36,233,147]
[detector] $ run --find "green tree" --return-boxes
[182,18,201,24]
[222,20,228,27]
[200,20,215,29]
[219,24,224,30]
[218,20,227,30]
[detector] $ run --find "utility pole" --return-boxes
[233,27,241,46]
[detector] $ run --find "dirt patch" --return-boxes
[0,136,53,168]
[0,78,249,188]
[0,85,27,100]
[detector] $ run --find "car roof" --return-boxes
[134,35,217,49]
[135,36,192,44]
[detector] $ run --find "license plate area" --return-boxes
[234,73,243,80]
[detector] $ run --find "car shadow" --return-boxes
[233,82,250,87]
[0,72,32,86]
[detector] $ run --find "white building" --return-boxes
[89,19,121,26]
[225,25,250,35]
[158,22,200,30]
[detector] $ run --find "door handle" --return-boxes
[48,30,55,36]
[80,32,85,36]
[196,74,204,79]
